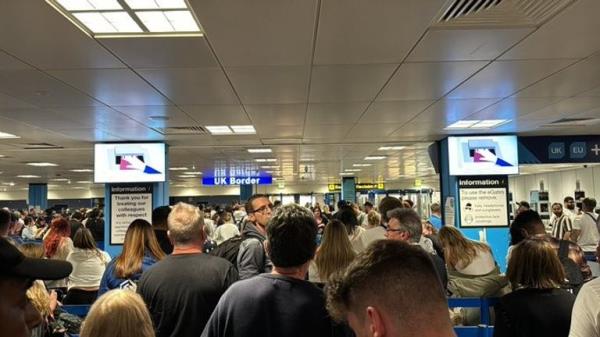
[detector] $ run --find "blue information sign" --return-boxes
[202,176,273,186]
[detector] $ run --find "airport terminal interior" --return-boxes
[3,0,600,337]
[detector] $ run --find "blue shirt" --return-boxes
[98,253,159,296]
[429,214,443,230]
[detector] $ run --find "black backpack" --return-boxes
[558,240,584,294]
[209,235,245,270]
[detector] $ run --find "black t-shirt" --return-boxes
[154,229,173,254]
[138,253,238,337]
[201,273,338,337]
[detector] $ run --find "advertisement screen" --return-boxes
[448,136,519,176]
[94,143,166,183]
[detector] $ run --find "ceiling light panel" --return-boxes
[0,131,20,139]
[27,162,59,167]
[231,125,256,134]
[206,126,233,135]
[57,0,122,10]
[125,0,187,9]
[248,149,272,153]
[378,146,406,150]
[365,156,386,160]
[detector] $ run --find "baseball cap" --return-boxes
[516,201,530,208]
[0,237,72,280]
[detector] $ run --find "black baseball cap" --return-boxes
[0,238,72,280]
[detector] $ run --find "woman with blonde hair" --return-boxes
[494,237,575,337]
[98,219,165,295]
[439,226,508,325]
[309,219,356,284]
[80,290,154,337]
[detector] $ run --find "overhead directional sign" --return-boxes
[328,182,384,192]
[203,176,272,186]
[519,136,600,164]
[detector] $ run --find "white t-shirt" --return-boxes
[573,212,599,252]
[214,223,240,245]
[360,226,386,249]
[66,248,111,289]
[349,226,367,254]
[569,277,600,337]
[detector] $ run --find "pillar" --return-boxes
[240,184,253,203]
[28,183,48,210]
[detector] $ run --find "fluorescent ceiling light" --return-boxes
[264,171,273,174]
[183,171,202,175]
[50,178,69,182]
[103,12,143,32]
[378,146,406,151]
[445,119,511,130]
[17,175,41,178]
[248,148,272,153]
[135,10,199,32]
[178,175,196,178]
[206,126,233,135]
[261,165,279,169]
[57,0,122,10]
[365,156,386,160]
[255,158,277,163]
[231,125,256,134]
[70,169,93,172]
[339,172,354,176]
[344,169,361,172]
[73,11,144,33]
[125,0,187,9]
[164,10,200,31]
[353,163,372,167]
[26,162,59,167]
[0,131,20,139]
[169,167,188,171]
[135,11,173,32]
[76,180,92,184]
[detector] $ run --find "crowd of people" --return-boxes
[2,194,600,337]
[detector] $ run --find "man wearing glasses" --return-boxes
[237,194,274,280]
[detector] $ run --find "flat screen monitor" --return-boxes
[94,143,166,183]
[448,135,519,176]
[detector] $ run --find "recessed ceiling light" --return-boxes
[255,158,277,163]
[353,164,372,167]
[57,0,122,11]
[50,178,69,182]
[378,146,406,151]
[445,119,511,130]
[169,167,188,171]
[231,125,256,134]
[17,175,41,178]
[73,12,143,33]
[76,180,92,184]
[179,175,196,178]
[183,171,202,175]
[261,165,279,169]
[248,148,272,153]
[206,125,233,135]
[339,172,354,176]
[70,169,94,172]
[365,156,386,160]
[0,131,20,139]
[344,169,361,172]
[26,162,59,167]
[125,0,187,9]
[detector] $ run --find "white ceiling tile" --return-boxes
[378,61,487,101]
[227,66,308,104]
[0,50,31,70]
[413,99,500,124]
[408,28,533,62]
[100,37,217,69]
[255,125,303,139]
[0,69,100,107]
[516,54,600,98]
[448,59,575,99]
[190,0,317,66]
[360,100,434,124]
[501,0,600,60]
[113,105,198,127]
[49,68,169,106]
[309,64,396,103]
[467,97,565,121]
[315,0,445,64]
[0,1,124,69]
[180,105,250,125]
[520,97,600,120]
[138,68,239,105]
[347,123,405,138]
[245,104,306,126]
[0,93,37,109]
[303,124,353,138]
[306,103,369,125]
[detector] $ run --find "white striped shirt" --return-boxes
[551,214,572,240]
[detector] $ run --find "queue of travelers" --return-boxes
[2,194,600,337]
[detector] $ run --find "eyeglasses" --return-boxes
[252,204,273,214]
[385,227,404,233]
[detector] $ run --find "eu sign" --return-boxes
[202,176,273,186]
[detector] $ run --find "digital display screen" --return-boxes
[448,135,519,176]
[94,143,166,183]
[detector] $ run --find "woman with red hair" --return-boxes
[44,217,74,289]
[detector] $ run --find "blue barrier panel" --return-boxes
[455,326,494,337]
[448,297,499,326]
[62,305,91,317]
[96,241,104,250]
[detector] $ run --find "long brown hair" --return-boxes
[439,226,491,269]
[43,218,71,258]
[507,237,566,289]
[74,228,105,261]
[315,220,356,282]
[114,219,165,279]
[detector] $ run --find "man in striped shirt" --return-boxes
[550,202,573,240]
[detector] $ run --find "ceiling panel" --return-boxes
[378,61,487,101]
[54,106,143,129]
[447,59,575,99]
[113,106,198,128]
[306,102,369,125]
[0,1,123,69]
[519,97,600,121]
[309,64,397,103]
[501,0,600,60]
[0,93,37,110]
[101,37,217,69]
[516,54,600,98]
[347,123,405,138]
[190,0,317,66]
[49,69,169,106]
[0,50,31,70]
[359,100,434,124]
[227,66,308,104]
[315,0,445,64]
[467,97,564,121]
[138,68,238,105]
[413,99,500,125]
[407,28,533,62]
[245,104,306,126]
[180,105,250,125]
[255,125,304,139]
[0,69,100,107]
[303,124,354,139]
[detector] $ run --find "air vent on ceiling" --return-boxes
[23,143,63,149]
[153,126,209,136]
[540,117,600,128]
[435,0,575,27]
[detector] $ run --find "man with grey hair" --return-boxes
[138,202,238,337]
[384,208,448,290]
